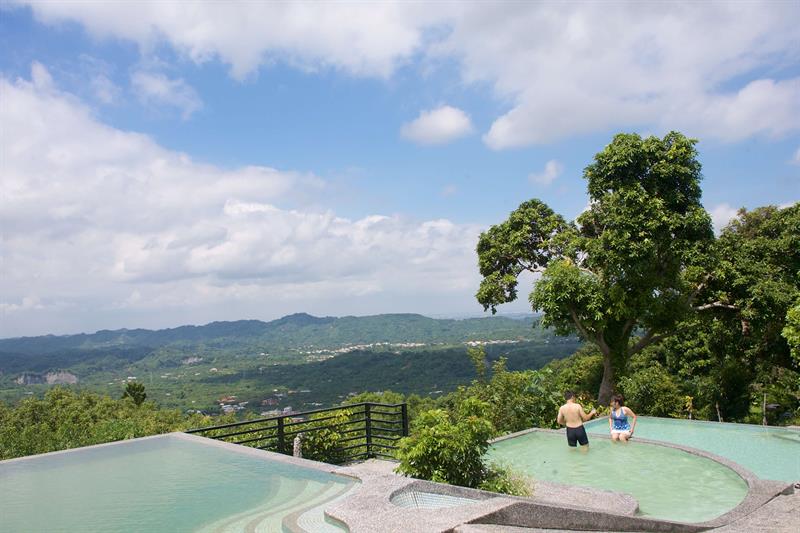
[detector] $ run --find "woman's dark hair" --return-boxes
[612,394,625,406]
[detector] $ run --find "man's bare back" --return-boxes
[557,401,595,428]
[557,392,597,448]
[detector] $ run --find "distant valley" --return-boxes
[0,313,581,414]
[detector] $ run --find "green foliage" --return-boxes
[477,132,714,403]
[0,387,204,460]
[122,381,147,406]
[395,399,495,488]
[299,410,353,464]
[467,345,488,383]
[395,398,534,495]
[545,345,604,398]
[343,390,437,424]
[782,302,800,366]
[476,199,574,312]
[480,462,534,496]
[617,357,684,417]
[448,358,562,434]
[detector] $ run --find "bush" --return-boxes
[395,398,495,488]
[480,462,534,496]
[395,399,533,496]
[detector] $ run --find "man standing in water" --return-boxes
[557,391,597,449]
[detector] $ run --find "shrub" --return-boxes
[480,462,534,496]
[395,399,495,488]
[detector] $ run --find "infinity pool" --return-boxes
[585,417,800,482]
[488,430,747,523]
[0,433,355,532]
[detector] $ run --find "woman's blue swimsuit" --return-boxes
[611,408,631,431]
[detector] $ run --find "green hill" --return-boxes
[0,313,581,413]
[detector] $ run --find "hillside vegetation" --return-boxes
[0,313,580,413]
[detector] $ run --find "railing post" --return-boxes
[401,403,409,437]
[277,417,286,454]
[364,403,372,458]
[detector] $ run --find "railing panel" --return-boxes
[186,402,407,465]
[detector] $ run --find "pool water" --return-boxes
[0,434,355,532]
[585,417,800,482]
[488,430,747,523]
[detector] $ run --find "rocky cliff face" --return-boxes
[15,371,78,385]
[15,373,44,385]
[46,371,79,384]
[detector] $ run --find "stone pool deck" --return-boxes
[327,457,796,533]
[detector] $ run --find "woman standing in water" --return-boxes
[609,394,637,442]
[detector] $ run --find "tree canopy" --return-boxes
[477,132,714,403]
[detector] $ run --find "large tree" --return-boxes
[476,132,713,403]
[639,203,800,421]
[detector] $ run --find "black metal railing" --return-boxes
[186,402,408,464]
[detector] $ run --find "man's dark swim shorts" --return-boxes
[566,425,589,447]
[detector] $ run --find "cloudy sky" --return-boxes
[1,1,799,338]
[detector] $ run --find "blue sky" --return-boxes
[1,2,798,337]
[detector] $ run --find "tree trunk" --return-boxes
[597,355,614,405]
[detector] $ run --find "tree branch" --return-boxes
[629,330,664,356]
[569,307,609,356]
[686,273,712,307]
[621,318,636,338]
[695,302,739,311]
[516,259,545,274]
[596,333,611,357]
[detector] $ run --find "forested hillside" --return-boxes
[0,313,581,413]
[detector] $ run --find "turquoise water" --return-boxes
[488,430,748,523]
[0,434,355,532]
[585,417,800,482]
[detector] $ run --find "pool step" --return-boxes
[247,480,326,533]
[281,481,355,533]
[195,476,310,533]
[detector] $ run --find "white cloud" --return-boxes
[16,1,443,79]
[709,203,740,234]
[0,297,45,313]
[441,184,458,197]
[91,74,120,104]
[0,65,482,336]
[529,160,563,186]
[30,61,53,90]
[793,146,800,165]
[131,70,202,118]
[401,105,474,145]
[12,2,799,144]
